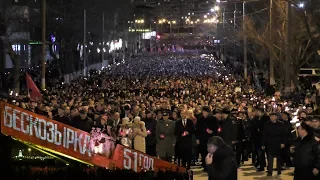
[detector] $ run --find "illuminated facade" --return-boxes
[131,0,213,25]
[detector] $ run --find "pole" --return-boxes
[284,1,291,89]
[102,12,104,65]
[41,0,46,90]
[243,2,248,80]
[222,9,225,58]
[234,4,236,59]
[269,0,275,85]
[83,9,87,76]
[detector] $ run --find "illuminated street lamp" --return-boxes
[204,15,208,18]
[214,6,220,11]
[298,2,304,8]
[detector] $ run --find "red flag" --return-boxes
[26,73,42,101]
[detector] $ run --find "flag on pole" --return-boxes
[26,73,42,101]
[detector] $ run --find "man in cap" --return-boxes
[156,110,175,162]
[262,112,286,176]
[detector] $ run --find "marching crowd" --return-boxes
[1,53,320,180]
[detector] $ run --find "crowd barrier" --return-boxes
[0,101,186,173]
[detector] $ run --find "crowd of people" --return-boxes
[1,52,320,179]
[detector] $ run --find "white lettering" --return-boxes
[3,106,93,158]
[63,127,67,147]
[66,128,74,149]
[149,158,154,170]
[21,112,29,134]
[139,154,144,167]
[124,148,131,170]
[46,122,54,143]
[29,115,39,137]
[4,106,12,127]
[83,134,91,157]
[123,148,154,172]
[38,118,47,140]
[54,124,62,146]
[12,109,20,131]
[74,131,83,153]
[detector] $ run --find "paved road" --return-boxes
[193,160,294,180]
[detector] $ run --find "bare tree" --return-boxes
[237,1,319,88]
[0,1,31,94]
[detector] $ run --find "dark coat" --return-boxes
[251,114,270,145]
[196,115,218,143]
[263,120,286,155]
[175,119,195,153]
[207,145,238,180]
[293,134,320,180]
[144,118,157,146]
[72,115,93,133]
[217,116,238,145]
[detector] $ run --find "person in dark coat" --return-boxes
[280,111,294,167]
[251,107,269,171]
[292,121,320,180]
[195,106,218,170]
[73,110,94,132]
[53,106,72,126]
[262,112,287,176]
[205,136,237,180]
[175,109,195,169]
[217,108,238,147]
[144,110,157,156]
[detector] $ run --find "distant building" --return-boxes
[0,0,42,69]
[131,0,214,34]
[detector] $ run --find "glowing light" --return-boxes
[298,2,304,8]
[214,6,220,11]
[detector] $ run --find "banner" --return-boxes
[26,73,42,101]
[0,102,113,168]
[0,101,186,173]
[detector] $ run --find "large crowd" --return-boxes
[1,52,320,180]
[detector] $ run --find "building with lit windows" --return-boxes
[0,0,42,69]
[131,0,215,34]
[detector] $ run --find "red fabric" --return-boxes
[26,73,42,101]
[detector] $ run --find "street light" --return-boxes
[214,6,220,11]
[204,15,208,18]
[298,2,304,8]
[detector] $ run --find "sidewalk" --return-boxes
[193,160,294,180]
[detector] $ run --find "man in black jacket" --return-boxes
[292,121,320,180]
[217,108,238,147]
[175,109,195,169]
[144,110,157,156]
[195,106,218,170]
[251,107,269,171]
[262,112,286,176]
